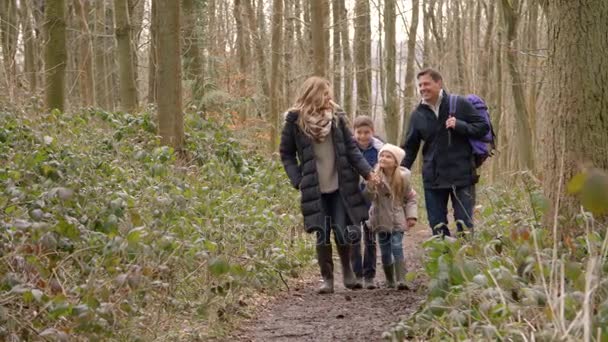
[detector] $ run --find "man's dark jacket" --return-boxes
[401,91,490,189]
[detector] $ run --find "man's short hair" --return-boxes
[353,115,374,130]
[417,68,443,82]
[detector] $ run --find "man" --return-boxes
[401,68,489,236]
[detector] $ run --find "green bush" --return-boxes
[0,109,313,340]
[385,180,608,341]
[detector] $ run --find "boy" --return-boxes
[351,116,384,289]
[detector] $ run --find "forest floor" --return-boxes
[226,223,431,342]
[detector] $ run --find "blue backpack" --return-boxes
[448,94,496,168]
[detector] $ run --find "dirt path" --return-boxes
[231,224,431,342]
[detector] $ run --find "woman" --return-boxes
[279,76,377,294]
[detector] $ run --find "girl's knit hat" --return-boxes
[379,144,406,165]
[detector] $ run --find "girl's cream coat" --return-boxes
[364,166,418,233]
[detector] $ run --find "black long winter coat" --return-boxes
[401,91,490,189]
[279,111,372,233]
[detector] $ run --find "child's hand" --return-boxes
[366,171,381,187]
[406,218,417,229]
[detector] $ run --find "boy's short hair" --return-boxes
[353,115,374,130]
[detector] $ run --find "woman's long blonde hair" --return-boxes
[290,76,335,131]
[375,156,407,203]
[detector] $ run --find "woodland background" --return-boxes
[1,0,607,340]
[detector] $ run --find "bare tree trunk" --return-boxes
[479,0,495,99]
[182,0,203,102]
[44,0,67,111]
[104,3,117,110]
[500,0,534,171]
[541,0,608,231]
[472,0,481,92]
[128,0,144,88]
[422,0,431,67]
[338,0,353,115]
[354,0,371,116]
[303,0,312,71]
[94,0,109,108]
[114,0,138,112]
[284,0,295,106]
[157,0,183,150]
[294,0,304,59]
[245,0,270,109]
[454,0,467,91]
[147,0,158,104]
[311,0,328,76]
[234,0,248,96]
[384,0,398,143]
[66,3,78,107]
[428,0,444,65]
[331,0,341,104]
[208,0,217,55]
[270,0,284,151]
[73,0,95,106]
[257,0,268,56]
[402,0,419,140]
[494,22,506,179]
[20,0,37,92]
[376,6,383,119]
[0,0,18,98]
[525,0,539,146]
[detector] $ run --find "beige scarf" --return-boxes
[301,109,333,142]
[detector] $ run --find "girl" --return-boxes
[364,144,417,290]
[279,76,377,294]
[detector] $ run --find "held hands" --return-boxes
[446,116,456,129]
[405,218,417,230]
[365,171,381,188]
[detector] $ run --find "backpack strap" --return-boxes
[448,94,458,116]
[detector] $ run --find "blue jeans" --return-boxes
[424,185,475,236]
[351,222,376,279]
[377,231,404,266]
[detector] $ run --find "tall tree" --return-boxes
[245,0,270,108]
[147,0,158,104]
[44,0,67,111]
[94,0,109,108]
[453,0,467,91]
[0,0,18,97]
[384,0,398,143]
[114,0,138,112]
[402,0,420,139]
[311,0,328,76]
[499,0,534,170]
[422,0,431,67]
[182,0,204,101]
[128,0,145,86]
[540,0,608,230]
[73,0,95,106]
[270,0,284,151]
[20,0,38,92]
[338,0,353,115]
[354,0,371,116]
[331,0,341,103]
[284,0,295,105]
[233,0,248,96]
[157,0,184,150]
[525,0,539,141]
[479,0,495,99]
[104,2,117,110]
